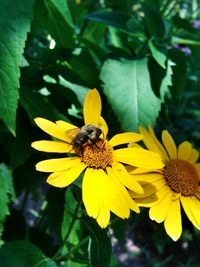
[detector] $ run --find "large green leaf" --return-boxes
[0,241,57,267]
[0,0,34,134]
[0,164,15,245]
[35,0,74,48]
[100,58,161,130]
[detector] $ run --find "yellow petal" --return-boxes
[132,172,164,184]
[131,179,165,199]
[90,169,110,228]
[47,162,86,188]
[139,126,162,155]
[164,199,182,241]
[96,204,110,229]
[130,183,157,198]
[82,168,100,218]
[31,140,72,153]
[107,167,139,214]
[162,130,177,159]
[155,184,171,200]
[149,191,172,223]
[129,143,143,149]
[56,120,77,131]
[126,165,163,174]
[114,147,164,169]
[97,169,130,219]
[148,125,169,161]
[98,116,108,137]
[187,149,199,163]
[190,196,200,225]
[178,141,192,160]
[34,118,71,142]
[109,133,142,147]
[137,183,170,207]
[112,162,143,194]
[84,89,101,125]
[36,157,81,172]
[135,194,159,207]
[180,196,200,229]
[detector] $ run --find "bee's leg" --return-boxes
[94,143,100,150]
[66,142,74,154]
[93,140,105,151]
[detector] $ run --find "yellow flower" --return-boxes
[130,125,200,241]
[31,89,164,228]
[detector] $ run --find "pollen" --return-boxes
[164,159,199,196]
[81,139,113,169]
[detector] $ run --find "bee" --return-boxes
[67,124,102,154]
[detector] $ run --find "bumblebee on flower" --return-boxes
[31,89,163,228]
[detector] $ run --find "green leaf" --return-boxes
[172,36,200,45]
[82,21,106,46]
[0,241,57,267]
[59,76,88,105]
[84,218,111,267]
[10,118,33,169]
[45,188,65,233]
[85,10,130,31]
[172,16,195,33]
[0,0,34,134]
[160,60,174,102]
[65,260,88,267]
[127,18,145,34]
[149,39,166,69]
[20,87,67,121]
[143,2,165,39]
[35,0,74,48]
[100,58,161,130]
[0,164,15,245]
[111,220,127,247]
[109,256,122,267]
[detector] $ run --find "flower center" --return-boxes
[164,159,199,196]
[81,139,113,169]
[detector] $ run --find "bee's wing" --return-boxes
[66,127,80,140]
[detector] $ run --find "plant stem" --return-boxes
[52,200,81,261]
[55,236,90,263]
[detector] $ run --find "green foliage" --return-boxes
[0,241,56,267]
[1,0,200,266]
[100,58,162,130]
[35,0,74,48]
[0,164,15,245]
[0,0,34,134]
[148,39,166,69]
